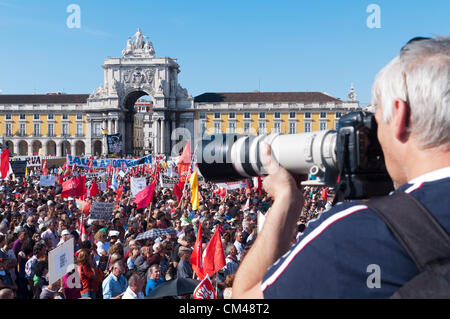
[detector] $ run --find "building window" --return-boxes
[335,112,342,118]
[304,112,311,119]
[304,122,311,133]
[76,113,83,120]
[62,123,69,136]
[214,122,221,134]
[228,122,236,133]
[214,113,221,119]
[289,112,296,119]
[320,112,327,118]
[273,122,281,133]
[199,112,206,119]
[244,122,251,134]
[320,121,327,131]
[274,112,281,119]
[19,113,26,120]
[94,123,101,137]
[5,114,11,120]
[244,112,251,119]
[259,121,266,134]
[259,112,266,119]
[33,123,40,136]
[289,122,296,134]
[76,123,83,136]
[229,112,235,119]
[48,114,54,120]
[5,123,12,137]
[19,123,26,136]
[62,113,69,120]
[34,114,40,120]
[48,123,54,137]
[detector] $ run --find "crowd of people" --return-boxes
[0,162,333,299]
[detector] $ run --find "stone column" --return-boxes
[85,118,92,156]
[43,140,48,156]
[56,141,62,157]
[28,143,33,156]
[160,119,165,155]
[13,140,19,156]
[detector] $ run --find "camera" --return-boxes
[196,111,394,200]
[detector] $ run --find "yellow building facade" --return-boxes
[194,91,360,136]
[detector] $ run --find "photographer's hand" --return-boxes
[233,143,304,299]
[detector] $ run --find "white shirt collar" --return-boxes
[408,166,450,185]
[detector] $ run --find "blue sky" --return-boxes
[0,0,448,105]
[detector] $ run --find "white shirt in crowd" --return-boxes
[122,286,144,299]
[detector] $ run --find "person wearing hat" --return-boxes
[57,229,72,247]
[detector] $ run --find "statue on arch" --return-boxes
[129,28,148,49]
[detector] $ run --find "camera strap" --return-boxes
[367,191,450,272]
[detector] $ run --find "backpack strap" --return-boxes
[367,191,450,272]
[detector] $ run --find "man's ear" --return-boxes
[392,99,411,143]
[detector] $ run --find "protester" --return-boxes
[102,260,127,299]
[122,272,145,299]
[77,248,103,299]
[145,264,165,296]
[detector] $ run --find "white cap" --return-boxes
[61,229,71,236]
[109,230,120,237]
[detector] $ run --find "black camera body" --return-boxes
[334,111,394,201]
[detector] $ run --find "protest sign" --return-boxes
[99,182,107,191]
[48,238,74,285]
[131,177,147,198]
[160,175,179,188]
[14,155,42,167]
[67,154,152,169]
[40,175,56,187]
[90,202,116,221]
[215,180,246,190]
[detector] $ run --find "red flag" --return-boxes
[57,174,64,185]
[42,159,48,176]
[115,185,123,202]
[0,149,10,179]
[106,178,111,189]
[190,223,205,280]
[245,179,251,195]
[61,175,86,198]
[133,180,156,209]
[253,176,262,195]
[173,181,183,202]
[177,141,191,184]
[76,199,91,218]
[89,181,99,197]
[242,197,250,211]
[193,275,216,299]
[202,228,226,277]
[321,187,329,201]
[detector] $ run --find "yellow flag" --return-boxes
[190,171,199,211]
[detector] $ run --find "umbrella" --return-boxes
[135,228,176,241]
[145,277,200,299]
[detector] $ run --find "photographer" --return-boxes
[233,36,450,298]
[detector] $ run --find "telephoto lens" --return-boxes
[196,130,338,185]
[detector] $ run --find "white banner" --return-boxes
[39,175,55,187]
[131,177,147,198]
[216,180,246,190]
[48,238,74,285]
[15,155,42,167]
[160,175,179,188]
[90,202,116,221]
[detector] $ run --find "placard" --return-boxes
[160,175,179,188]
[131,177,147,198]
[40,175,56,187]
[48,238,74,285]
[90,202,116,221]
